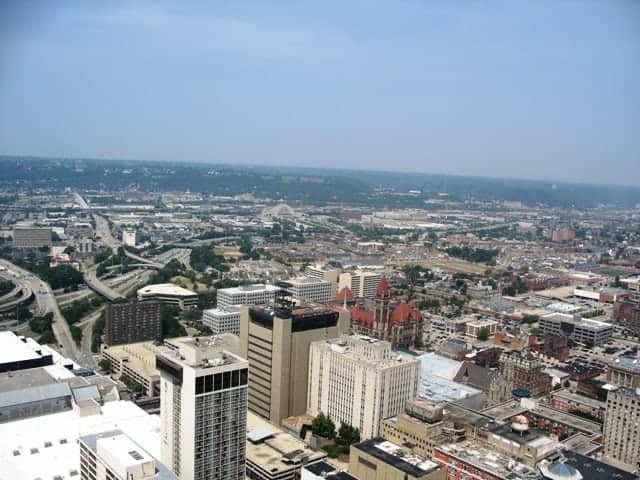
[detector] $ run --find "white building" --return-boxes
[307,335,420,440]
[305,264,340,293]
[122,229,139,248]
[216,284,281,309]
[157,337,249,480]
[202,306,241,335]
[287,277,332,304]
[539,312,614,346]
[137,283,198,310]
[79,429,177,480]
[338,270,382,299]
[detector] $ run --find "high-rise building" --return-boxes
[603,387,640,471]
[287,277,333,303]
[122,229,140,248]
[105,300,162,346]
[240,288,349,425]
[12,227,52,249]
[202,306,242,335]
[216,284,281,309]
[339,270,382,299]
[79,429,177,480]
[156,337,249,480]
[307,335,419,439]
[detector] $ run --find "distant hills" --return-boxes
[1,155,639,209]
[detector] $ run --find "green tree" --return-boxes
[477,327,490,341]
[311,412,336,439]
[99,358,112,373]
[336,422,360,446]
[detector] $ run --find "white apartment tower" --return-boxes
[216,284,281,309]
[156,337,249,480]
[202,306,242,335]
[307,335,420,440]
[338,271,382,299]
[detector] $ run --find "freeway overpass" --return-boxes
[83,268,125,301]
[0,285,33,312]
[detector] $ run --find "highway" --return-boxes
[0,272,33,312]
[84,267,125,301]
[0,258,80,362]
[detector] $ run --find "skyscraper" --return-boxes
[105,300,161,346]
[156,337,248,480]
[603,387,640,471]
[239,285,349,425]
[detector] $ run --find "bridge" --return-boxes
[0,285,33,312]
[83,268,125,302]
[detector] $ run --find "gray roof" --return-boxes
[0,382,71,408]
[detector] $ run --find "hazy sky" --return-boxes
[1,1,639,185]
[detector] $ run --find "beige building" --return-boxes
[240,301,349,425]
[604,387,640,472]
[102,341,172,397]
[465,318,498,339]
[307,335,419,439]
[287,277,333,303]
[246,411,326,480]
[349,438,444,480]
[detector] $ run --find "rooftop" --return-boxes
[0,331,48,365]
[137,283,196,297]
[540,452,636,480]
[103,341,173,380]
[218,283,281,295]
[303,460,357,479]
[80,429,177,480]
[0,400,159,480]
[157,336,246,370]
[435,441,541,479]
[246,412,326,474]
[355,438,441,478]
[610,355,640,372]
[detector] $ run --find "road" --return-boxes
[94,213,120,250]
[0,258,80,361]
[0,272,33,312]
[84,267,125,301]
[72,191,90,209]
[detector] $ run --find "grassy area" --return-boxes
[597,268,628,277]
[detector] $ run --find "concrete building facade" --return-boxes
[307,335,420,439]
[105,300,162,346]
[240,299,349,425]
[157,337,248,480]
[603,387,640,472]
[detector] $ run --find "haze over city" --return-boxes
[1,0,639,184]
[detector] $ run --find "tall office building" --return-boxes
[156,337,249,480]
[339,270,382,299]
[603,387,640,471]
[216,284,281,309]
[307,335,420,439]
[240,287,350,425]
[287,277,333,303]
[105,300,162,346]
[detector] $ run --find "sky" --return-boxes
[0,1,639,185]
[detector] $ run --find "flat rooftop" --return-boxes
[80,429,177,479]
[219,283,280,294]
[103,341,172,379]
[355,438,441,478]
[435,441,541,479]
[137,283,196,297]
[0,366,57,391]
[0,331,46,365]
[246,411,326,474]
[610,355,640,372]
[0,400,160,480]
